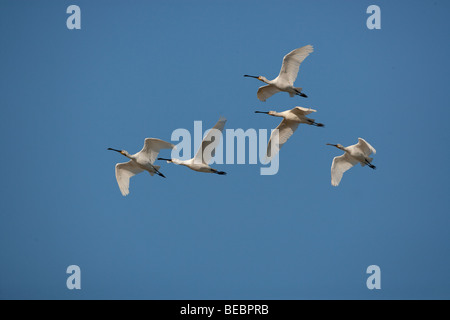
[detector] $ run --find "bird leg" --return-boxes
[364,160,376,170]
[211,169,227,175]
[307,119,325,127]
[155,171,166,178]
[151,165,167,178]
[294,89,308,98]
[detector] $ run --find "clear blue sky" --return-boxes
[1,0,449,299]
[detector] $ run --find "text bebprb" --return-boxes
[180,304,269,317]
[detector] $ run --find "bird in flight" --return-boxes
[244,45,314,101]
[108,138,174,196]
[158,117,227,175]
[255,106,324,161]
[326,138,376,187]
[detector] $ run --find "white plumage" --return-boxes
[244,45,314,101]
[327,138,377,186]
[255,106,324,160]
[158,117,227,175]
[108,138,174,196]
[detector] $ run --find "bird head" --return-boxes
[108,148,129,157]
[258,76,268,82]
[326,143,344,150]
[157,157,173,164]
[244,75,266,82]
[255,110,278,116]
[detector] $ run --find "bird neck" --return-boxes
[261,77,271,85]
[124,152,135,160]
[171,158,184,165]
[269,111,283,117]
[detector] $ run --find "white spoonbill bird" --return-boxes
[327,138,376,187]
[244,45,314,101]
[108,138,175,196]
[158,117,227,175]
[255,106,324,160]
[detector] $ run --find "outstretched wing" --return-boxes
[257,85,281,102]
[138,138,175,164]
[266,119,299,160]
[194,117,227,164]
[330,154,359,187]
[290,106,316,117]
[277,45,314,86]
[115,161,144,196]
[353,138,376,157]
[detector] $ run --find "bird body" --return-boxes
[327,138,376,187]
[269,109,315,123]
[244,45,314,101]
[168,158,221,173]
[118,152,159,175]
[108,138,175,196]
[255,106,324,160]
[158,117,227,175]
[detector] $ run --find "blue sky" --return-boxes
[1,0,449,299]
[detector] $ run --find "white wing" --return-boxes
[266,119,299,159]
[330,154,359,187]
[137,138,175,163]
[257,85,281,102]
[290,106,316,117]
[194,117,227,164]
[115,161,144,196]
[354,138,376,157]
[277,45,314,86]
